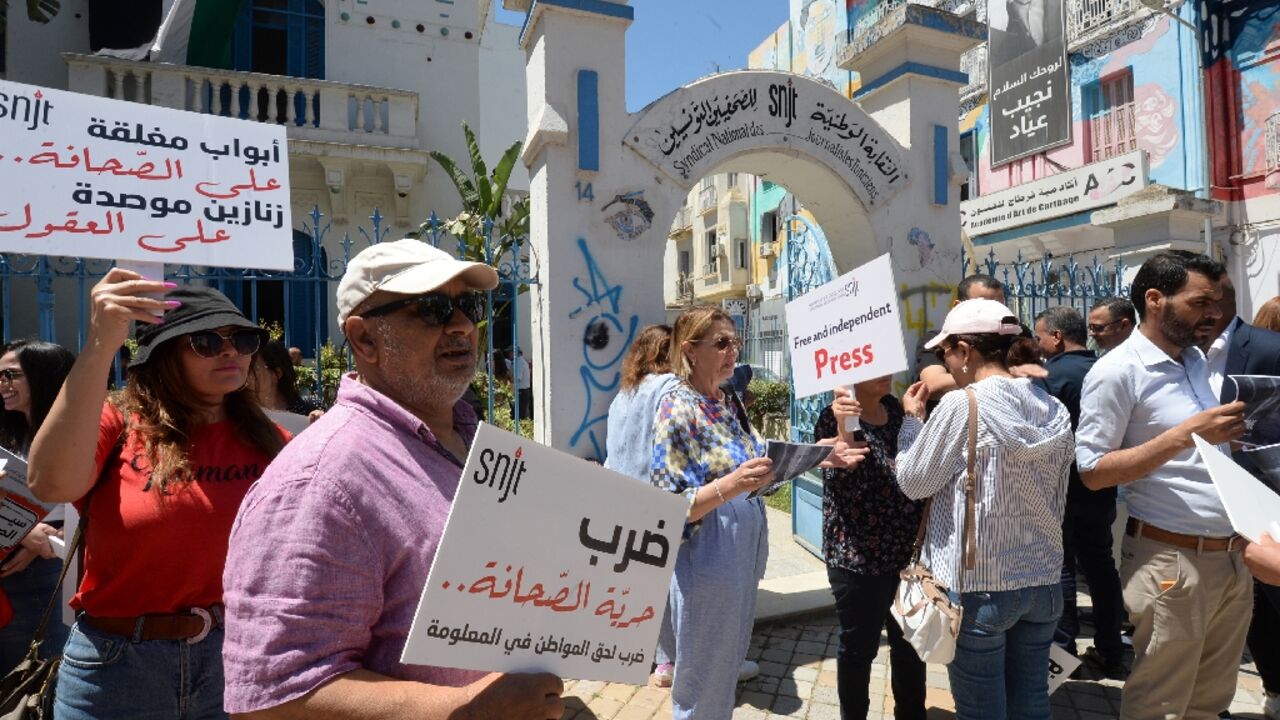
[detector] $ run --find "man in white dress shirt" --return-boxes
[1076,251,1249,720]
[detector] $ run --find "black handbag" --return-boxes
[0,518,84,719]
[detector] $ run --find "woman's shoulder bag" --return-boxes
[889,386,979,664]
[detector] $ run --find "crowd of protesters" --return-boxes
[0,244,1270,720]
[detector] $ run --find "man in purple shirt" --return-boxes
[222,239,564,719]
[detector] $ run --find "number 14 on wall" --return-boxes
[576,182,594,202]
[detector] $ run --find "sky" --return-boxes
[492,0,791,112]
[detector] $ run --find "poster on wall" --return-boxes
[0,79,293,269]
[988,0,1072,165]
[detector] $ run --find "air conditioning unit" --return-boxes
[758,242,777,258]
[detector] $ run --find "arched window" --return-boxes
[232,0,324,79]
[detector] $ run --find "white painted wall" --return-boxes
[522,3,974,458]
[4,0,91,88]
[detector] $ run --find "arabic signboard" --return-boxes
[0,79,292,269]
[988,0,1071,165]
[960,150,1148,236]
[784,253,910,398]
[625,70,907,209]
[402,424,688,684]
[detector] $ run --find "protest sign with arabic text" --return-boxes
[402,424,688,684]
[0,79,291,269]
[784,253,909,398]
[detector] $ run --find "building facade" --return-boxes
[1,0,529,349]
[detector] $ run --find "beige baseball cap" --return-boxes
[923,298,1023,350]
[336,239,499,323]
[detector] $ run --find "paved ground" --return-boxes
[559,510,1271,719]
[561,609,1269,719]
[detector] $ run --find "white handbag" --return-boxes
[890,387,979,665]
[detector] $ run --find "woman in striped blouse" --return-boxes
[896,299,1074,720]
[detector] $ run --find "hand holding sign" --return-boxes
[87,267,175,352]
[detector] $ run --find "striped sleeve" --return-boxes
[895,390,967,500]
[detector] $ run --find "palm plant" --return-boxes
[1,0,61,34]
[422,121,526,265]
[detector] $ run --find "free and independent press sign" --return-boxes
[0,79,292,269]
[784,253,910,398]
[960,150,1148,236]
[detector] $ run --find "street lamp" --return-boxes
[1137,0,1214,255]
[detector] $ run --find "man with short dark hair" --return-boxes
[1033,306,1125,678]
[918,274,1007,397]
[1076,251,1250,720]
[1088,297,1136,352]
[222,240,564,720]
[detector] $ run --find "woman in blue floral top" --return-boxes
[650,306,775,720]
[815,379,925,720]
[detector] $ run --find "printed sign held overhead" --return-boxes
[784,253,909,398]
[403,424,689,685]
[0,79,292,269]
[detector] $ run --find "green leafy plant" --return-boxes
[470,371,533,438]
[293,341,350,408]
[422,122,524,266]
[747,379,791,439]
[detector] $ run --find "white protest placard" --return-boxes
[402,424,688,684]
[1047,644,1082,694]
[1193,435,1280,542]
[0,79,292,269]
[784,253,909,398]
[0,447,58,553]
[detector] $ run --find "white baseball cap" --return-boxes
[336,239,499,322]
[923,298,1023,350]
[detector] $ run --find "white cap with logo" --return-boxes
[923,298,1023,350]
[336,239,499,323]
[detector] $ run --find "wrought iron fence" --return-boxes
[0,206,535,424]
[963,247,1132,328]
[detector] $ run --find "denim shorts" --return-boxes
[54,618,228,720]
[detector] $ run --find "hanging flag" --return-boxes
[151,0,244,68]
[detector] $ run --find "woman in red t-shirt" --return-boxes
[29,270,286,720]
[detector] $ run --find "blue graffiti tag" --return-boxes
[567,237,639,459]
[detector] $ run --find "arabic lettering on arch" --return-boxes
[402,424,689,685]
[0,78,292,270]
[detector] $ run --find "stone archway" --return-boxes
[518,0,982,460]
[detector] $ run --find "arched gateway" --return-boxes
[518,0,984,460]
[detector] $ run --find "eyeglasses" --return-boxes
[187,330,263,358]
[0,369,25,386]
[1087,318,1123,334]
[692,335,744,352]
[359,292,486,326]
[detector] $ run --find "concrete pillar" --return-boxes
[838,5,985,372]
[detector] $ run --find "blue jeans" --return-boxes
[948,584,1063,720]
[0,556,70,673]
[54,618,228,720]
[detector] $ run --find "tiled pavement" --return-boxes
[561,610,1270,719]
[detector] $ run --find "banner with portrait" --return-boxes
[988,0,1072,165]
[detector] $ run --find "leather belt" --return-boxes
[82,604,222,644]
[1125,518,1242,553]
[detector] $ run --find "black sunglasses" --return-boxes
[187,330,262,358]
[1087,318,1123,334]
[360,291,486,326]
[0,369,25,385]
